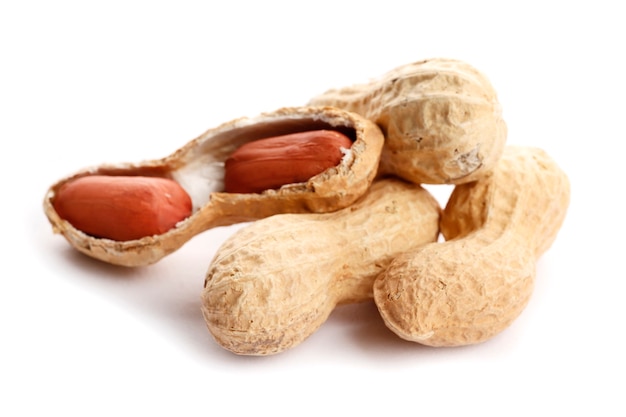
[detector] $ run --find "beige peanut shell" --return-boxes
[308,58,507,184]
[373,146,570,347]
[201,178,441,355]
[43,106,384,267]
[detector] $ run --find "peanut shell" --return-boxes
[201,178,441,355]
[308,58,507,184]
[373,146,570,346]
[43,106,384,267]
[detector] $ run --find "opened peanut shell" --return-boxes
[43,106,384,267]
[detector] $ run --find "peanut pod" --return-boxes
[44,106,384,267]
[373,146,570,346]
[308,58,507,184]
[201,178,441,355]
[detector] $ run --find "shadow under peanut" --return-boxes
[37,219,240,361]
[37,221,514,363]
[326,301,435,354]
[322,300,515,363]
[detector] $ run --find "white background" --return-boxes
[2,1,624,416]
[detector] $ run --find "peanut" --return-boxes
[44,106,384,266]
[224,130,353,194]
[373,146,570,347]
[201,178,441,355]
[52,175,193,241]
[308,58,507,184]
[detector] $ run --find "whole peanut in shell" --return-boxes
[308,58,507,184]
[43,106,384,267]
[201,178,441,355]
[373,146,570,347]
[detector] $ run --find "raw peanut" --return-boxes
[308,58,507,184]
[373,146,570,347]
[224,130,352,194]
[43,106,384,266]
[201,178,441,355]
[53,175,192,241]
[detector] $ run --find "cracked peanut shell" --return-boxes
[43,106,384,267]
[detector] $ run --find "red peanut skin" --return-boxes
[53,175,192,241]
[224,130,353,194]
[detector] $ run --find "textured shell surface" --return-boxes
[201,178,442,355]
[373,146,570,347]
[308,58,507,184]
